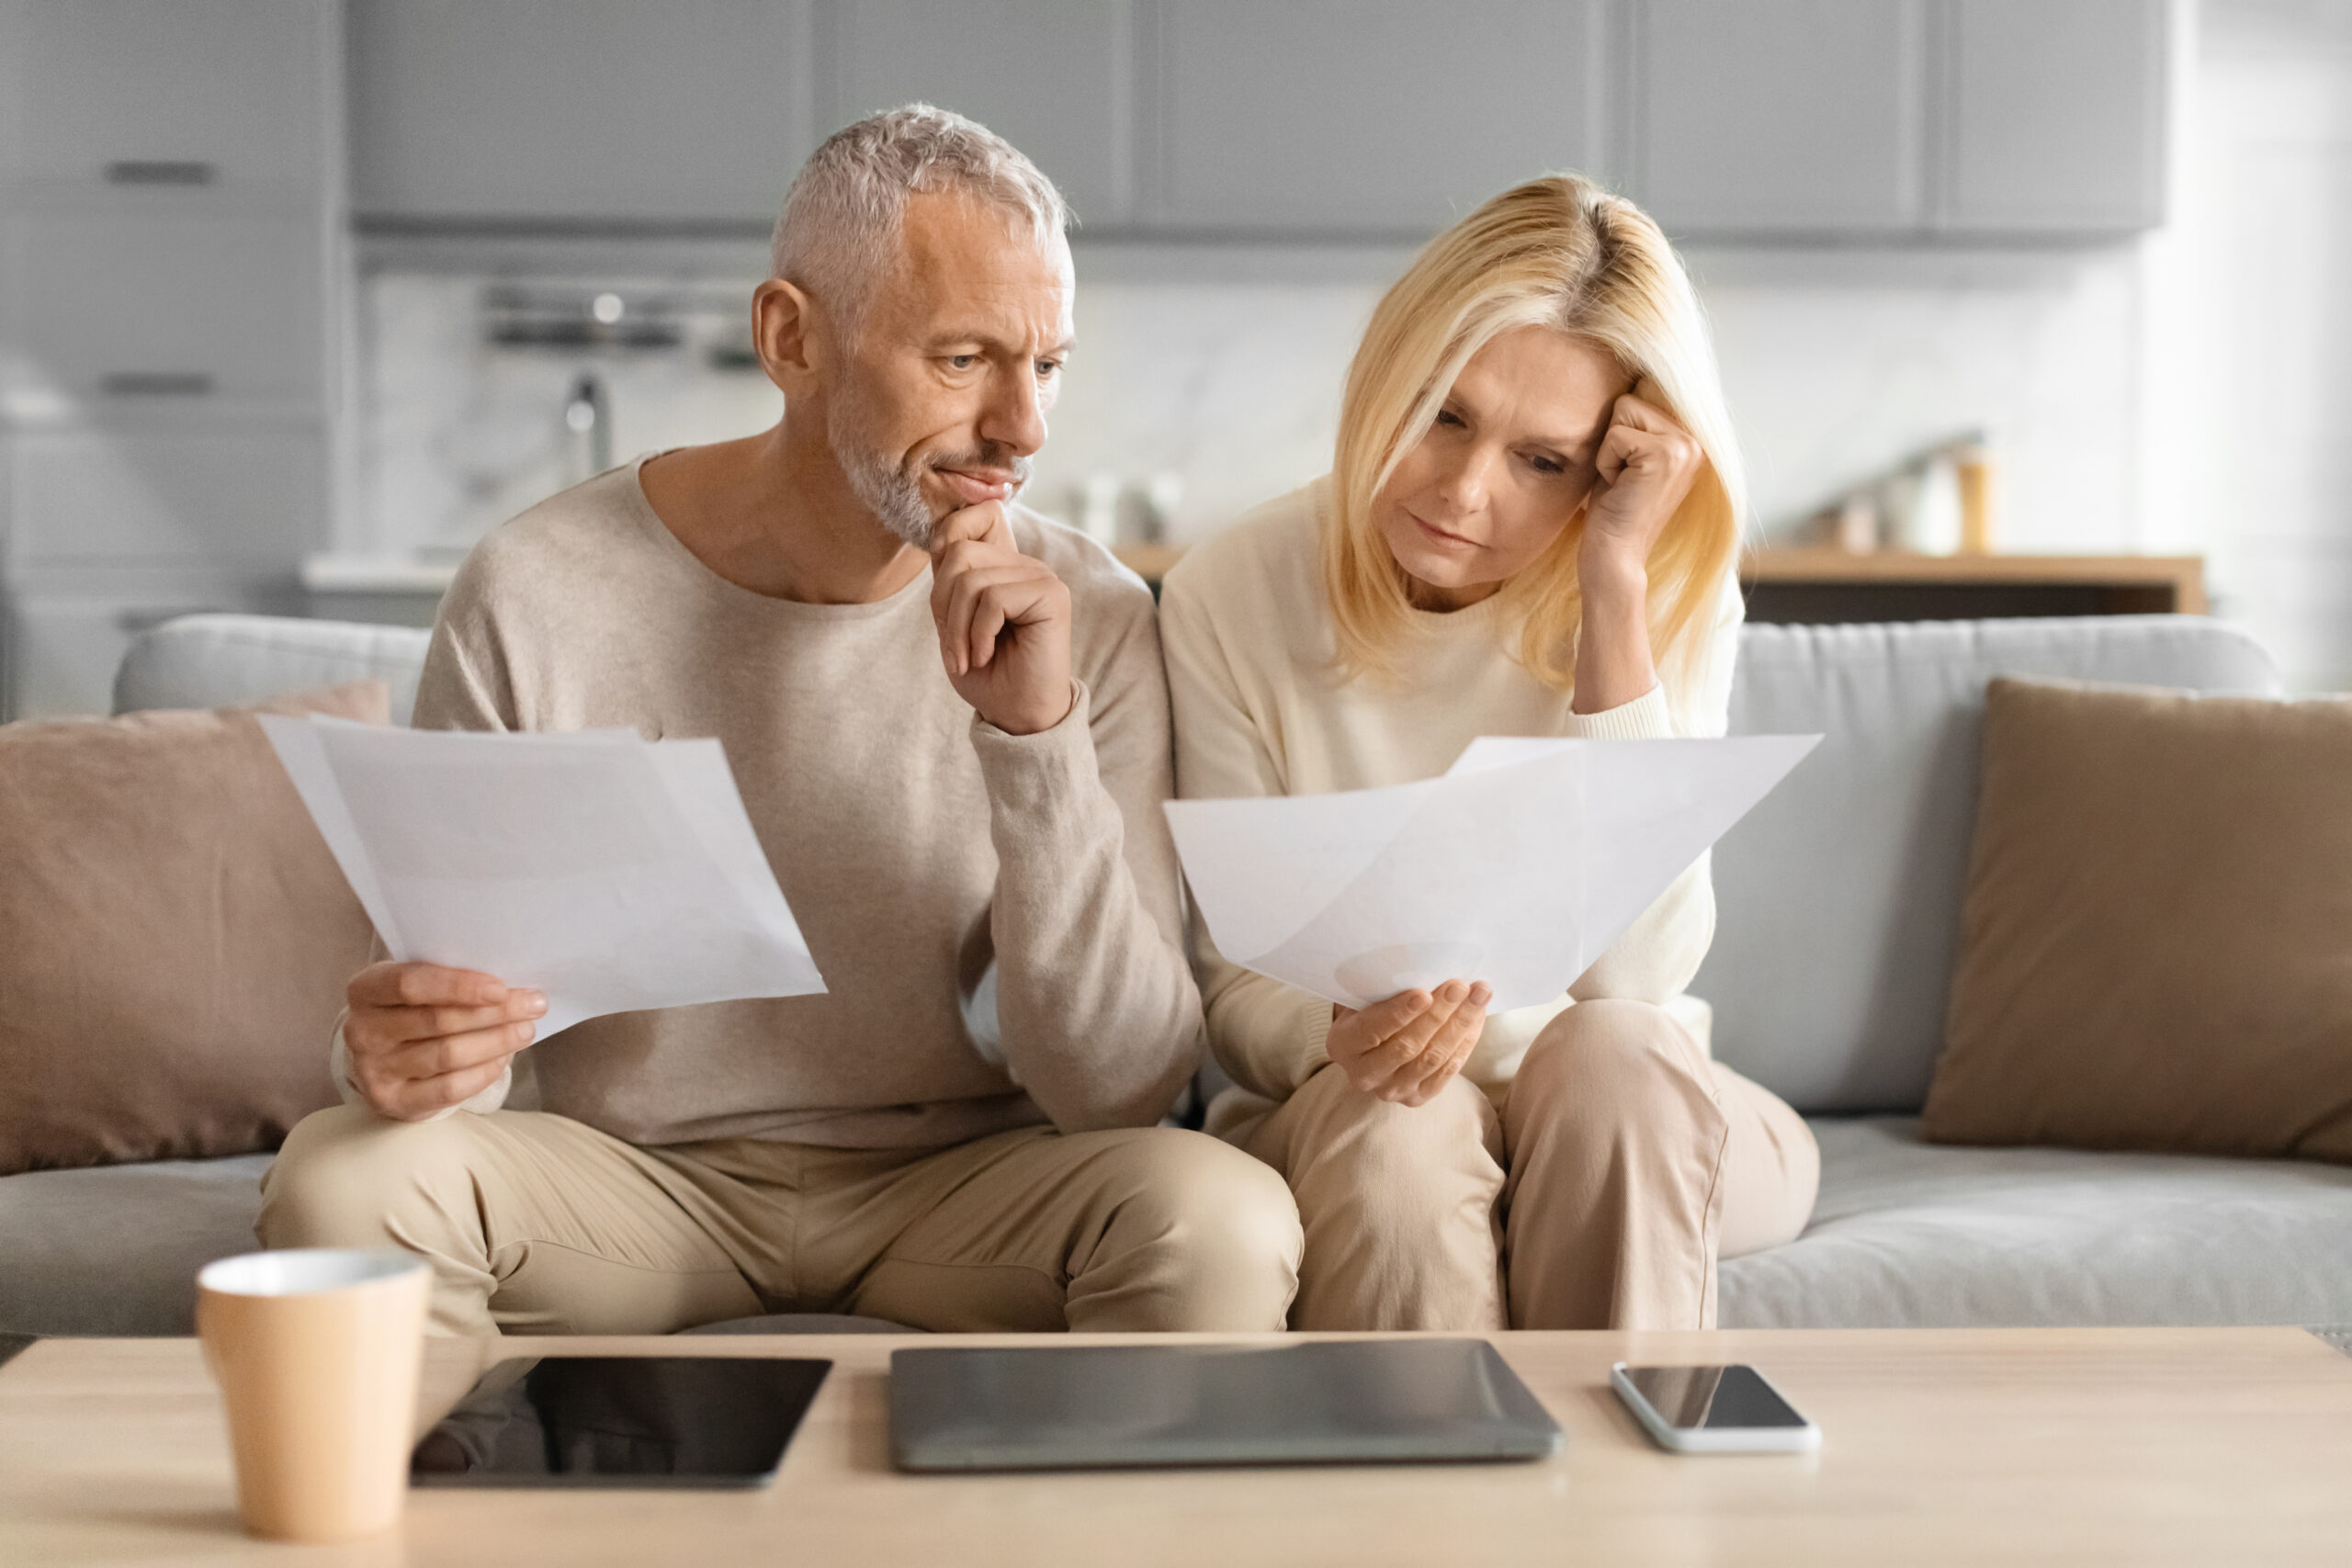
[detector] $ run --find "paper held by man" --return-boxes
[1165,735,1821,1014]
[259,716,826,1036]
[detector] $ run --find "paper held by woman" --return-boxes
[1165,734,1819,1013]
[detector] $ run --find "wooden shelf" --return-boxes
[1740,549,2205,622]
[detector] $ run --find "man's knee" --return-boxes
[258,1103,478,1250]
[1514,1000,1716,1135]
[1098,1129,1303,1328]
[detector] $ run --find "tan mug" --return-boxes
[196,1247,431,1543]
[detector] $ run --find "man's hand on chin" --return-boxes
[927,499,1076,737]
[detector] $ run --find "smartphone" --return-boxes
[1610,1363,1820,1453]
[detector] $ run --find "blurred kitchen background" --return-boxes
[2,0,2348,716]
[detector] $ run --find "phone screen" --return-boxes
[1618,1364,1807,1430]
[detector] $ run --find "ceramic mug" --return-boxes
[196,1247,431,1543]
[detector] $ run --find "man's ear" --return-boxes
[752,278,827,394]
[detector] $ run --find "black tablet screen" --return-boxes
[411,1355,830,1488]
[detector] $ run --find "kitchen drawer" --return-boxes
[0,0,330,195]
[3,584,277,719]
[8,427,326,569]
[3,210,324,408]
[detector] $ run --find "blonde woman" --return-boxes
[1159,175,1818,1332]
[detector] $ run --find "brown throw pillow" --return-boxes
[0,682,389,1173]
[1922,675,2352,1162]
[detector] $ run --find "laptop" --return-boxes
[889,1338,1562,1472]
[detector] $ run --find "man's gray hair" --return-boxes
[771,104,1068,343]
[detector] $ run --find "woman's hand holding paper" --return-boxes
[1327,979,1492,1106]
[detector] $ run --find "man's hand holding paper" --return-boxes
[1164,733,1820,1019]
[343,961,548,1121]
[261,715,829,1120]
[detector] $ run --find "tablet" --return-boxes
[411,1355,831,1488]
[889,1338,1561,1472]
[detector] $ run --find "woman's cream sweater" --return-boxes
[1159,478,1744,1106]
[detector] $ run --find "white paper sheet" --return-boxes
[1165,734,1820,1013]
[260,716,825,1036]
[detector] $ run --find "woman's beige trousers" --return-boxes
[1233,998,1820,1331]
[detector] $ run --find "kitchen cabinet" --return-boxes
[1629,0,2170,241]
[826,0,1131,226]
[0,0,329,196]
[1937,0,2168,234]
[6,211,326,406]
[1142,0,1607,234]
[8,428,328,570]
[0,0,343,718]
[340,0,2173,243]
[1630,0,1927,236]
[347,0,818,227]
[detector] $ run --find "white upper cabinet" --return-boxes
[0,0,330,195]
[1937,0,2168,234]
[827,0,1131,227]
[347,0,817,225]
[1631,0,1927,236]
[1144,0,1606,235]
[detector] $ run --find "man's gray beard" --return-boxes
[832,417,1034,551]
[837,438,936,548]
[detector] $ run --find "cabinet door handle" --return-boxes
[100,372,215,398]
[104,160,217,186]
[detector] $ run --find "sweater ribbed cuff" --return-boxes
[1563,683,1676,739]
[967,679,1096,812]
[1299,990,1336,1078]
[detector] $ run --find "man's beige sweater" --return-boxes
[345,459,1202,1150]
[1158,479,1743,1107]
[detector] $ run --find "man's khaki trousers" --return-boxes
[258,1107,1304,1337]
[1236,998,1820,1331]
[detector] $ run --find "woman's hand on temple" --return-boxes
[1571,385,1701,713]
[1327,979,1492,1106]
[1578,386,1702,581]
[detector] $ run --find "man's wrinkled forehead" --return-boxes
[867,189,1074,340]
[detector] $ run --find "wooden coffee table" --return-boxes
[4,1327,2348,1565]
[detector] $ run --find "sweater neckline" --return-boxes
[620,451,933,625]
[1404,587,1512,632]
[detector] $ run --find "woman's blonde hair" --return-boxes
[1325,173,1746,699]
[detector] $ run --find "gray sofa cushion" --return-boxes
[113,615,435,724]
[1698,616,2281,1113]
[0,1155,272,1336]
[1720,1118,2352,1329]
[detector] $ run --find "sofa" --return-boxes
[5,610,2347,1337]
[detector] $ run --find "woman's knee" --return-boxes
[1284,1062,1499,1181]
[1511,1000,1717,1140]
[1275,1066,1504,1247]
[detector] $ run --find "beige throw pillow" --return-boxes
[0,682,388,1173]
[1922,675,2352,1162]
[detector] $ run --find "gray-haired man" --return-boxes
[259,107,1304,1337]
